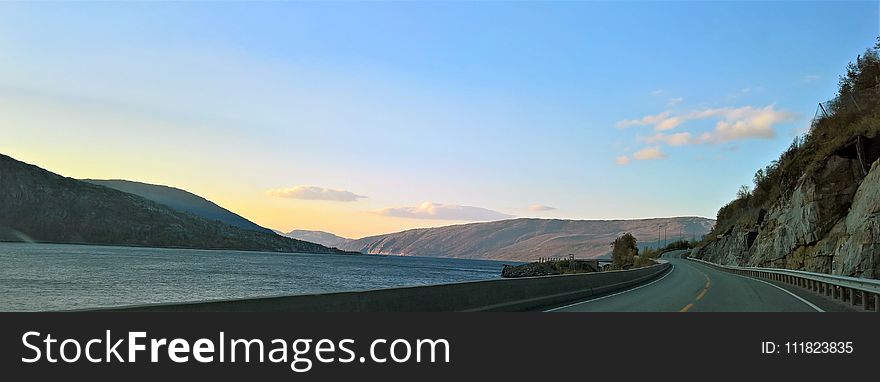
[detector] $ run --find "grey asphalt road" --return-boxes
[546,250,820,312]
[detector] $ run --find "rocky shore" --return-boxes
[501,259,601,278]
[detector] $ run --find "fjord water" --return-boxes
[0,243,508,311]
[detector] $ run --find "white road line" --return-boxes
[732,272,825,312]
[543,264,676,312]
[687,259,825,312]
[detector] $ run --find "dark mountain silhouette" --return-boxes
[0,153,349,254]
[84,179,272,233]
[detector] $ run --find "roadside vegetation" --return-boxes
[611,233,637,269]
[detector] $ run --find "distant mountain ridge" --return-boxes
[0,153,347,254]
[339,217,715,261]
[280,230,352,248]
[84,179,272,233]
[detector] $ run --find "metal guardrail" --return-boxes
[688,257,880,312]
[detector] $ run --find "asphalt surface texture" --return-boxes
[545,250,822,312]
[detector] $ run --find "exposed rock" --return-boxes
[501,259,602,278]
[833,159,880,278]
[501,263,560,278]
[699,155,879,278]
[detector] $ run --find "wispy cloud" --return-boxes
[644,132,693,146]
[267,185,366,202]
[618,104,794,142]
[529,204,556,212]
[697,105,794,143]
[666,97,684,107]
[616,111,672,129]
[632,146,667,161]
[375,202,513,221]
[650,89,665,95]
[615,104,795,164]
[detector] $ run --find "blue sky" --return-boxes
[0,1,877,237]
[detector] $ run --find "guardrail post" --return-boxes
[874,294,880,313]
[852,289,860,307]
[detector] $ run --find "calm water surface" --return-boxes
[0,243,509,311]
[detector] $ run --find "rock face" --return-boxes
[698,155,880,278]
[0,153,349,255]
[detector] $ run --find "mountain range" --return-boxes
[278,229,352,248]
[0,153,346,254]
[335,217,714,261]
[1,153,714,261]
[84,179,272,234]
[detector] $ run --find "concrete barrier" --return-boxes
[107,262,671,312]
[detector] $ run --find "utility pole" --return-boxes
[658,224,662,250]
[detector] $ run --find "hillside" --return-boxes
[696,40,880,278]
[84,179,272,233]
[340,217,714,261]
[281,229,352,248]
[0,154,346,254]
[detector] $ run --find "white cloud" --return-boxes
[803,74,820,83]
[666,97,684,107]
[644,132,693,146]
[529,204,556,212]
[618,104,794,142]
[267,185,366,202]
[697,105,795,143]
[616,111,671,129]
[632,146,667,161]
[616,111,682,131]
[614,155,631,166]
[375,202,514,221]
[650,89,665,95]
[655,117,683,131]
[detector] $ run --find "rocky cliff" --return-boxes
[697,154,879,278]
[696,41,880,279]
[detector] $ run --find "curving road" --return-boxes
[546,250,821,312]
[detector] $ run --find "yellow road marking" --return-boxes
[680,264,712,312]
